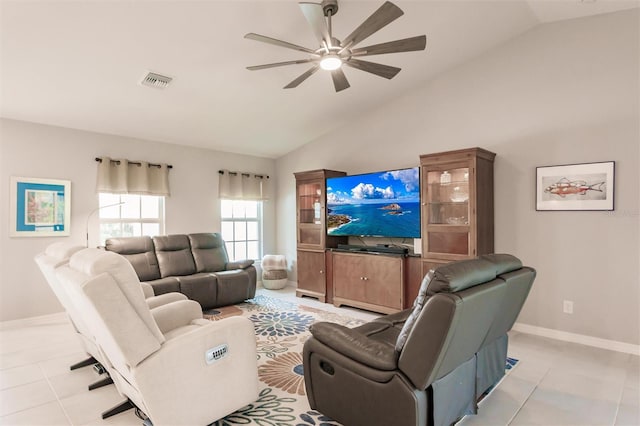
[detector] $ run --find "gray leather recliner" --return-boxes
[303,254,535,426]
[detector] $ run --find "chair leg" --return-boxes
[88,376,113,391]
[101,399,134,419]
[69,356,97,371]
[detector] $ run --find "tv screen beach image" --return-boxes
[326,167,420,238]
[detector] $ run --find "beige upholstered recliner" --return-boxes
[56,248,259,425]
[34,243,187,370]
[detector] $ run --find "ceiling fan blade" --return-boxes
[344,58,401,80]
[331,68,350,92]
[247,59,317,71]
[245,33,317,54]
[284,65,320,89]
[340,1,404,51]
[299,2,331,47]
[351,35,426,57]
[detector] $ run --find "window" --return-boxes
[98,193,165,245]
[220,200,262,261]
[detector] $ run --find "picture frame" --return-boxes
[536,161,614,211]
[9,176,71,237]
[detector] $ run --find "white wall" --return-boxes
[0,119,276,321]
[276,10,639,345]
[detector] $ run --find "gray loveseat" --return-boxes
[303,254,535,426]
[105,233,256,309]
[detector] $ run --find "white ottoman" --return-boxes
[262,254,288,290]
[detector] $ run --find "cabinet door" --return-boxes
[296,250,326,301]
[422,164,473,260]
[333,253,403,311]
[297,181,324,249]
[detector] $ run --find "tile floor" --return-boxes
[1,286,638,426]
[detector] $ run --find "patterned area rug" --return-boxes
[205,295,517,426]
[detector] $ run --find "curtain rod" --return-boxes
[219,170,269,179]
[95,158,173,169]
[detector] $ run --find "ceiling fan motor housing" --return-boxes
[321,0,339,17]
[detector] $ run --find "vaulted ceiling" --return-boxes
[1,0,637,158]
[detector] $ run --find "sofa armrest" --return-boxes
[226,259,254,270]
[151,300,203,334]
[140,282,155,298]
[146,292,188,310]
[310,322,397,370]
[134,316,258,425]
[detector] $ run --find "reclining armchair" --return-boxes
[35,243,188,371]
[55,248,259,425]
[303,254,535,426]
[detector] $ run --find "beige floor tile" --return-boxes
[458,375,537,425]
[510,385,619,425]
[80,409,142,426]
[47,368,106,400]
[537,368,624,403]
[624,355,640,389]
[0,401,71,426]
[58,385,125,426]
[0,380,57,417]
[38,354,94,379]
[0,364,45,390]
[0,341,84,371]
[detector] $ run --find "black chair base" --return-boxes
[69,356,97,371]
[88,376,113,391]
[102,399,135,419]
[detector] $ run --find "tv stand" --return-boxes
[331,250,414,314]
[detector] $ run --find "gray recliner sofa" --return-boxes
[105,233,257,309]
[303,254,535,426]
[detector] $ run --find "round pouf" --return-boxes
[262,269,288,290]
[262,254,288,290]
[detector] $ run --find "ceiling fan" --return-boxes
[244,0,427,92]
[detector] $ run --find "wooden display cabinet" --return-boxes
[420,148,495,275]
[295,169,346,302]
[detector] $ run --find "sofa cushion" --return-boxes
[177,273,218,309]
[188,233,229,273]
[105,236,161,281]
[153,235,197,277]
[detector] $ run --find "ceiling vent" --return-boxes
[140,72,173,89]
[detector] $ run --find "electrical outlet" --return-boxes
[563,300,574,314]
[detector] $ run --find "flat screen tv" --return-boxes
[326,167,421,238]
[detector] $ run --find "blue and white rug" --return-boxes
[206,295,517,426]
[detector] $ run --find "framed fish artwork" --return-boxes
[536,161,615,211]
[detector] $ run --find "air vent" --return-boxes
[140,72,173,89]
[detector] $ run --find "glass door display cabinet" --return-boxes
[419,148,495,273]
[294,169,347,302]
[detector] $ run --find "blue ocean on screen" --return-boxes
[327,201,421,238]
[326,167,421,238]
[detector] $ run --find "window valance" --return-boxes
[218,169,269,201]
[96,157,171,196]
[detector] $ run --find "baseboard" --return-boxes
[0,311,67,330]
[512,322,640,356]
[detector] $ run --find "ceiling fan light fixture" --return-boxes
[320,54,342,70]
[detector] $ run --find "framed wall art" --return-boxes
[9,176,71,237]
[536,161,615,211]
